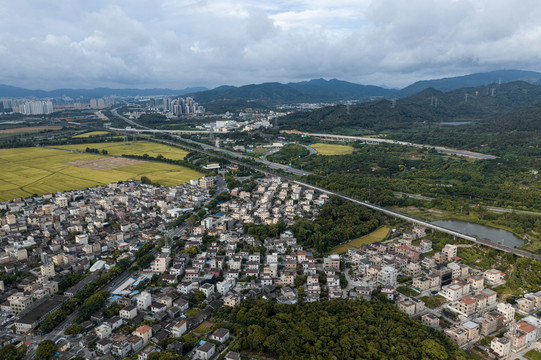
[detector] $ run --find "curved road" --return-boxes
[298,132,498,160]
[105,109,541,261]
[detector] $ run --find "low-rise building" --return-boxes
[209,328,230,344]
[444,326,468,346]
[517,296,535,314]
[497,303,515,324]
[120,305,137,320]
[134,325,153,345]
[171,320,187,337]
[398,297,425,316]
[194,342,215,360]
[484,269,505,285]
[490,337,510,358]
[422,313,440,328]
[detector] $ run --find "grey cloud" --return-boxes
[2,1,541,90]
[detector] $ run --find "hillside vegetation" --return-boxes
[218,298,471,360]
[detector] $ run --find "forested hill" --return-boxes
[389,100,541,157]
[218,297,471,360]
[279,81,541,133]
[398,69,541,97]
[192,79,394,107]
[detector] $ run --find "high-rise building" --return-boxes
[19,100,53,115]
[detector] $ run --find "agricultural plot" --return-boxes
[311,143,354,156]
[331,226,391,254]
[0,147,203,201]
[73,131,110,138]
[0,126,62,134]
[57,140,190,160]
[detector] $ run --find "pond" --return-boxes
[432,219,523,248]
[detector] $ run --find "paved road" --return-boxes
[144,131,541,262]
[106,109,312,177]
[301,144,318,155]
[108,120,311,176]
[103,111,541,260]
[111,108,150,130]
[393,191,434,202]
[300,132,498,160]
[484,206,541,217]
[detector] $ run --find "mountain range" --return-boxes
[279,80,541,133]
[0,85,208,99]
[2,70,541,105]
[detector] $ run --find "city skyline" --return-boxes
[2,1,541,90]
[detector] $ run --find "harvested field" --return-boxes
[57,140,189,160]
[311,143,354,156]
[0,147,203,201]
[0,126,62,134]
[73,131,110,138]
[65,157,147,170]
[331,226,391,254]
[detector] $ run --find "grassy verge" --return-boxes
[331,226,390,254]
[525,349,541,360]
[185,308,200,317]
[193,321,213,336]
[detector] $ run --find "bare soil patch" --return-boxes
[65,157,147,170]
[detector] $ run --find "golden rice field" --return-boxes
[311,143,354,156]
[73,131,111,138]
[331,226,391,254]
[57,140,189,160]
[0,147,203,201]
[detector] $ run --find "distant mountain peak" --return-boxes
[0,85,209,98]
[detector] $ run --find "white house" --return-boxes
[137,291,152,310]
[171,320,187,337]
[120,305,138,320]
[194,342,215,360]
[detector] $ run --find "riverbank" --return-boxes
[396,206,541,253]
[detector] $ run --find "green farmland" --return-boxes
[0,147,203,201]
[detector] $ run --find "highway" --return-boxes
[111,108,151,130]
[107,132,310,177]
[300,132,498,160]
[291,179,541,261]
[105,109,541,261]
[149,133,541,261]
[108,108,311,176]
[108,126,212,135]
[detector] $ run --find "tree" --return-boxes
[64,324,84,336]
[0,344,26,360]
[148,351,182,360]
[36,340,57,360]
[190,290,206,307]
[420,339,448,360]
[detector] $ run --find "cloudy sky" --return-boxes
[2,0,541,90]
